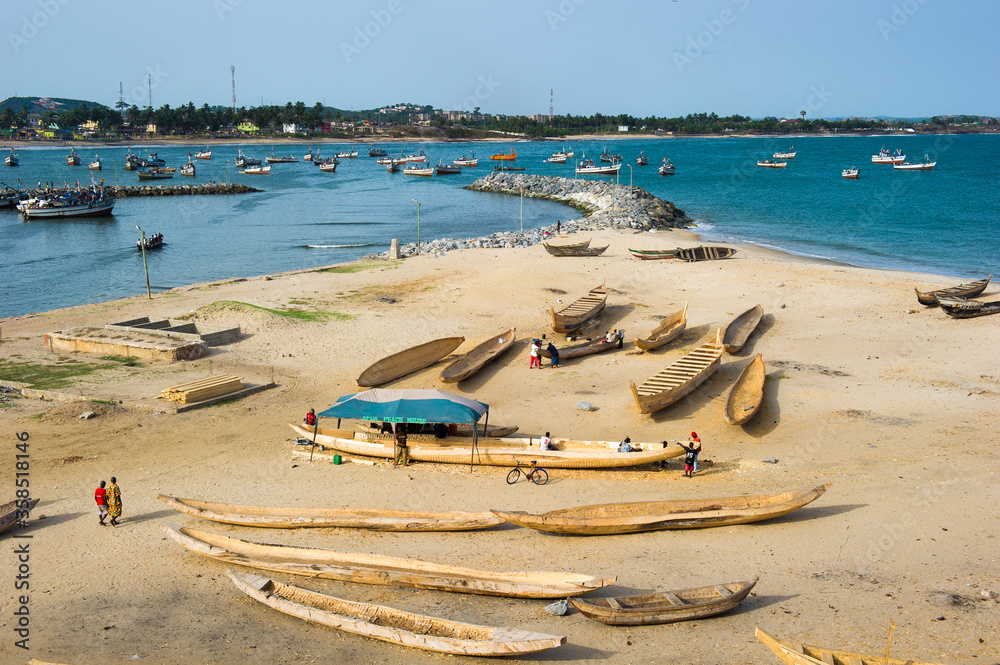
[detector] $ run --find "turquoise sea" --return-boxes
[2,134,997,318]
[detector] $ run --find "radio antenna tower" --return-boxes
[118,82,125,120]
[231,65,237,113]
[549,88,554,119]
[147,74,152,109]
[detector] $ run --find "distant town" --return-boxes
[2,96,996,142]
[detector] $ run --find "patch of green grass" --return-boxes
[28,412,44,420]
[89,398,119,405]
[100,355,144,368]
[212,396,244,407]
[319,261,400,274]
[0,358,108,390]
[176,301,355,323]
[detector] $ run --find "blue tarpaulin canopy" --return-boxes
[318,389,489,424]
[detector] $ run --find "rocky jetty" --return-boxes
[362,173,692,259]
[111,183,260,197]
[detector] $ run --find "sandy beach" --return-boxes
[1,223,997,664]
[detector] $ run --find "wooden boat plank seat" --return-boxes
[606,597,622,610]
[713,585,734,598]
[662,591,686,606]
[820,652,836,665]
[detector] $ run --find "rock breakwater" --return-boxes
[19,183,260,199]
[362,173,692,259]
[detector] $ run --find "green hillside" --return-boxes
[0,96,108,114]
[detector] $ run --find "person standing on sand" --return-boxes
[106,477,122,526]
[95,480,108,526]
[529,339,542,369]
[546,340,560,367]
[690,432,702,473]
[556,220,561,236]
[677,442,700,477]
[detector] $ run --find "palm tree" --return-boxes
[800,110,806,121]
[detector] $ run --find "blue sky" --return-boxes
[4,0,998,118]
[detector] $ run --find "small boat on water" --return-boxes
[17,187,116,218]
[265,150,298,163]
[66,149,81,166]
[229,571,566,657]
[915,275,990,306]
[369,143,388,157]
[773,147,796,159]
[599,146,622,162]
[724,353,765,425]
[453,153,477,166]
[137,168,173,180]
[493,164,525,172]
[543,242,608,257]
[537,336,617,360]
[841,167,859,179]
[546,154,567,164]
[491,148,517,161]
[439,327,516,383]
[180,160,196,177]
[137,232,163,250]
[194,147,212,160]
[161,523,614,598]
[630,330,723,414]
[576,158,622,175]
[0,498,39,535]
[872,147,905,164]
[757,160,787,168]
[357,337,465,386]
[158,495,504,531]
[88,154,102,170]
[403,165,434,176]
[551,282,607,333]
[386,161,402,173]
[723,304,764,353]
[659,158,676,175]
[894,155,936,170]
[636,151,648,165]
[403,149,427,163]
[138,152,165,167]
[435,161,461,175]
[492,484,830,535]
[634,303,687,351]
[676,246,737,262]
[0,185,24,208]
[754,625,949,665]
[5,149,19,166]
[937,297,1000,319]
[303,147,314,162]
[236,150,261,167]
[241,164,271,174]
[319,161,338,173]
[336,147,359,159]
[570,577,758,626]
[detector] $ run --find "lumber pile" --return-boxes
[161,375,244,403]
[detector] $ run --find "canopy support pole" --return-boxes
[309,419,319,462]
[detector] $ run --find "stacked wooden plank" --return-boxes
[161,375,244,403]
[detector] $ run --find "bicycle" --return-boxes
[506,458,548,485]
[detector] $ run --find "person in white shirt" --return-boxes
[540,432,555,450]
[529,339,542,368]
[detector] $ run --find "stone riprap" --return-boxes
[19,183,260,199]
[363,173,692,259]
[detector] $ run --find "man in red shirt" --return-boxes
[95,480,108,526]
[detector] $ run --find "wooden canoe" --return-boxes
[723,304,763,353]
[628,247,683,260]
[551,283,607,333]
[0,498,39,535]
[537,337,617,359]
[160,524,614,598]
[543,238,590,250]
[157,495,505,531]
[570,577,758,626]
[490,484,830,535]
[630,329,724,414]
[676,246,737,262]
[915,274,990,306]
[724,353,765,425]
[937,297,1000,318]
[289,423,683,469]
[439,327,516,383]
[453,422,518,437]
[634,303,687,351]
[357,336,465,386]
[543,242,609,257]
[755,626,951,665]
[229,571,566,656]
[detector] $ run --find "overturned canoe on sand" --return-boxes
[551,283,607,333]
[630,330,724,414]
[937,296,1000,318]
[229,571,567,656]
[754,626,950,665]
[439,327,516,383]
[724,353,765,425]
[723,304,763,353]
[570,577,758,626]
[161,524,614,598]
[289,424,683,469]
[157,495,505,531]
[357,337,465,386]
[634,303,688,351]
[491,484,831,535]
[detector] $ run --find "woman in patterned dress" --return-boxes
[106,477,122,526]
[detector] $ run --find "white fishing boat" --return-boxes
[756,160,787,168]
[303,148,314,162]
[659,158,675,175]
[88,154,102,170]
[453,153,478,166]
[241,164,271,174]
[404,149,427,163]
[265,151,298,164]
[636,151,648,165]
[194,147,212,160]
[236,150,261,167]
[17,187,116,218]
[403,165,434,176]
[773,147,796,159]
[872,147,905,164]
[180,161,196,177]
[547,154,567,164]
[319,161,338,172]
[894,155,936,170]
[335,147,359,158]
[576,157,621,175]
[4,149,19,166]
[66,149,81,165]
[841,167,859,179]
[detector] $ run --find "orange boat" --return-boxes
[491,149,517,161]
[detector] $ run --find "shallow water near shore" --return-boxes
[2,134,997,317]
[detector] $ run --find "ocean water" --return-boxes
[2,135,997,317]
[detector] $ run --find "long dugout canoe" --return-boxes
[723,304,764,353]
[634,302,687,351]
[158,495,505,531]
[356,336,465,386]
[439,327,516,383]
[630,330,724,414]
[570,577,758,626]
[289,424,683,469]
[161,524,614,598]
[229,571,566,656]
[551,283,607,333]
[724,353,765,425]
[491,484,831,535]
[755,626,951,665]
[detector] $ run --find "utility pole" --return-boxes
[136,226,151,299]
[231,65,237,113]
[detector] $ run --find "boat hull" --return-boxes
[20,200,115,218]
[723,304,764,353]
[915,275,990,306]
[357,337,465,386]
[551,284,607,333]
[755,626,949,665]
[439,328,516,383]
[631,332,724,414]
[634,304,687,351]
[724,354,765,425]
[570,578,758,626]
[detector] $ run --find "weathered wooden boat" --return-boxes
[435,161,462,175]
[915,274,990,306]
[537,336,617,360]
[229,571,566,656]
[194,147,212,160]
[0,498,39,535]
[157,495,504,531]
[630,330,724,414]
[403,165,434,176]
[636,151,648,165]
[937,297,1000,318]
[551,283,607,333]
[136,168,173,180]
[454,422,518,437]
[676,246,737,262]
[356,337,465,386]
[439,327,516,383]
[725,354,765,425]
[723,304,764,353]
[754,626,950,665]
[570,577,758,626]
[66,149,81,166]
[544,238,590,250]
[289,424,683,469]
[160,523,614,598]
[634,303,687,351]
[543,242,609,257]
[628,247,684,260]
[491,484,830,535]
[369,144,388,157]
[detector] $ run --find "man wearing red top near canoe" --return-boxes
[95,480,108,526]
